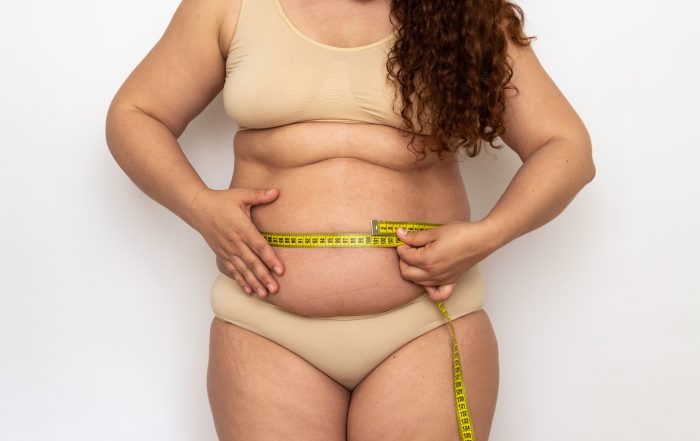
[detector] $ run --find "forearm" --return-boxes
[105,106,207,229]
[479,136,596,251]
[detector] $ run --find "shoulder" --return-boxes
[167,0,243,60]
[217,0,244,59]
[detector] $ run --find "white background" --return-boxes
[1,0,698,439]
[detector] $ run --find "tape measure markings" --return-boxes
[438,301,475,440]
[260,219,443,248]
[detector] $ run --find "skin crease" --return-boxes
[105,0,595,439]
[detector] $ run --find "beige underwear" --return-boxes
[210,264,485,391]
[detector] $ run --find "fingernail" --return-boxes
[397,228,406,234]
[274,266,282,275]
[266,283,275,293]
[257,287,266,297]
[243,286,251,294]
[266,189,274,195]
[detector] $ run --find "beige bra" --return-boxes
[223,0,427,134]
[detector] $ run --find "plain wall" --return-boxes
[1,0,697,439]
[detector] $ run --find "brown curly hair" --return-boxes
[386,0,536,163]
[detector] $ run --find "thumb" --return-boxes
[239,188,279,206]
[427,284,453,302]
[396,227,434,247]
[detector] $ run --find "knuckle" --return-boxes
[244,258,257,271]
[215,244,229,257]
[252,264,272,282]
[252,240,268,256]
[243,274,256,284]
[228,230,242,244]
[410,254,423,268]
[251,260,267,275]
[219,241,236,256]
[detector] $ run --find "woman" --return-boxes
[105,0,595,439]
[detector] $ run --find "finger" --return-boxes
[243,229,285,276]
[395,243,429,268]
[235,241,278,296]
[237,187,279,207]
[237,236,280,294]
[427,283,454,302]
[396,227,436,247]
[221,257,252,295]
[398,259,433,284]
[230,254,268,298]
[206,226,237,260]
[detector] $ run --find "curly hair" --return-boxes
[386,0,536,163]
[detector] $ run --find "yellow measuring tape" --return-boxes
[261,219,475,440]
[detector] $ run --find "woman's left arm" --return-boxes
[396,36,596,300]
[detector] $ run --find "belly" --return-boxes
[229,122,471,316]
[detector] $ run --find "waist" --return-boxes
[250,217,468,316]
[229,156,471,315]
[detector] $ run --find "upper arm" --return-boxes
[499,36,592,162]
[107,0,237,138]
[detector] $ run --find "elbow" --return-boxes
[553,131,596,186]
[105,99,126,155]
[563,125,596,185]
[581,142,596,184]
[586,157,596,183]
[581,131,596,184]
[105,105,117,157]
[104,99,139,167]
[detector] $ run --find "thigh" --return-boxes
[207,317,351,441]
[346,309,499,441]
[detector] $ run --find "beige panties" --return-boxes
[210,264,485,391]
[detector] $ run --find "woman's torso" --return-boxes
[219,0,472,317]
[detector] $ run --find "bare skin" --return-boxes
[105,0,594,439]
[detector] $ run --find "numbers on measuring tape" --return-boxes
[260,219,443,248]
[438,301,476,441]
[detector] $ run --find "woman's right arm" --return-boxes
[105,0,284,297]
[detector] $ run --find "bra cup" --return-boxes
[223,0,427,134]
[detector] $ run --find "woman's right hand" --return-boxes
[189,187,284,298]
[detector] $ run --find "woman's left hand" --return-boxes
[395,220,499,301]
